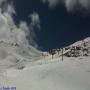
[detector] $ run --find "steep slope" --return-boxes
[63,37,90,57]
[71,37,90,47]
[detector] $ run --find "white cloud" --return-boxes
[0,1,40,48]
[30,12,40,29]
[0,11,28,45]
[28,12,41,48]
[0,0,16,15]
[41,0,90,12]
[6,3,16,15]
[64,0,78,11]
[0,0,6,5]
[64,0,90,11]
[19,21,29,33]
[42,0,59,7]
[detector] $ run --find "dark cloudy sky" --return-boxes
[12,0,90,51]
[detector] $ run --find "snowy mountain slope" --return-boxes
[71,37,90,47]
[0,54,90,90]
[42,37,90,60]
[61,37,90,57]
[0,37,90,90]
[0,41,42,71]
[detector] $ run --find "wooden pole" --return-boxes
[62,48,63,61]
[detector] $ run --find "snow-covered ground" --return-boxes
[0,56,90,90]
